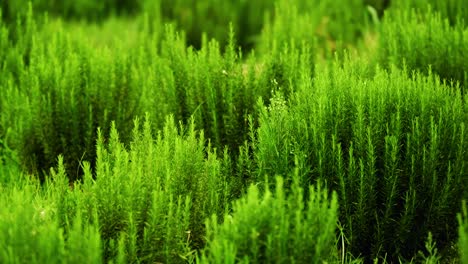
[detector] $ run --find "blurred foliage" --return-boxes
[0,0,467,262]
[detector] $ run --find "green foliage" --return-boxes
[416,233,441,264]
[0,0,467,263]
[4,18,145,180]
[200,175,339,264]
[0,138,22,185]
[80,116,228,262]
[252,60,468,261]
[365,0,390,17]
[379,7,468,90]
[389,0,468,25]
[306,0,370,45]
[0,182,102,264]
[2,0,375,51]
[153,25,267,154]
[0,0,143,23]
[459,201,468,264]
[157,0,265,50]
[257,0,317,76]
[0,0,378,183]
[1,11,274,180]
[0,116,231,263]
[259,0,372,55]
[157,0,373,50]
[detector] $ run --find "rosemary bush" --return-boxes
[389,0,468,25]
[252,60,468,261]
[75,116,229,262]
[152,25,267,153]
[0,0,467,262]
[200,175,338,264]
[379,7,468,90]
[0,182,102,264]
[1,8,275,180]
[256,0,316,85]
[0,115,231,263]
[5,18,145,180]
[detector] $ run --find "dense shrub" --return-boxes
[389,0,467,25]
[0,182,102,264]
[0,0,466,262]
[379,7,468,90]
[3,19,145,181]
[200,175,339,264]
[79,116,229,262]
[1,12,267,180]
[4,116,231,263]
[153,25,268,154]
[251,60,468,261]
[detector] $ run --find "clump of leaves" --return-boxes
[200,174,339,264]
